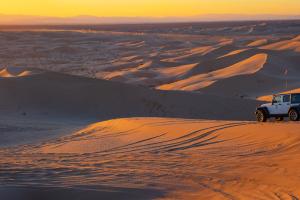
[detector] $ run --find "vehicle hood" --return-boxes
[260,103,272,107]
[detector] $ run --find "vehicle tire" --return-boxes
[275,117,284,121]
[289,109,299,121]
[256,110,267,122]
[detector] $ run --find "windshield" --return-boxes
[291,94,300,104]
[273,95,283,103]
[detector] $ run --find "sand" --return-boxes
[1,21,300,99]
[247,39,268,47]
[260,35,300,53]
[157,54,267,91]
[154,63,198,78]
[217,48,249,59]
[1,118,300,199]
[1,21,300,200]
[0,71,260,121]
[0,68,14,77]
[0,67,40,78]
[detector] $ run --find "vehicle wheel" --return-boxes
[256,110,267,122]
[275,117,284,121]
[289,109,299,121]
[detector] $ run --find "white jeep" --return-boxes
[255,93,300,122]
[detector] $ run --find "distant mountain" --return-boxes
[0,14,300,25]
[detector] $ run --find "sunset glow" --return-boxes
[1,0,300,17]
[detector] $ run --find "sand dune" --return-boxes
[261,37,300,52]
[154,63,198,78]
[136,60,153,69]
[161,46,217,63]
[247,39,268,47]
[0,116,82,147]
[217,48,249,59]
[2,118,299,199]
[0,71,259,121]
[1,22,299,96]
[0,67,40,78]
[292,35,300,41]
[0,68,14,77]
[96,69,129,80]
[99,61,154,80]
[197,51,300,99]
[158,54,267,91]
[17,70,35,77]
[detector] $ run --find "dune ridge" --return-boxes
[261,36,300,52]
[0,68,14,77]
[0,71,260,121]
[247,39,268,47]
[161,46,217,63]
[0,67,40,78]
[155,63,198,78]
[217,48,249,59]
[1,22,300,96]
[17,70,35,77]
[158,53,268,91]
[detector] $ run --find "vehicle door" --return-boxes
[269,95,283,115]
[276,94,291,114]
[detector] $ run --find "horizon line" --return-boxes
[0,14,300,26]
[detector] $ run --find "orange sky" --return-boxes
[1,0,300,17]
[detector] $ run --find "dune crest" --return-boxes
[161,46,217,63]
[96,60,153,81]
[292,35,300,41]
[18,70,35,77]
[155,63,198,78]
[0,68,14,78]
[137,61,153,69]
[218,48,249,59]
[0,67,41,78]
[0,72,259,120]
[247,39,268,47]
[158,53,268,91]
[261,39,300,52]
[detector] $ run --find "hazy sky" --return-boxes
[1,0,300,17]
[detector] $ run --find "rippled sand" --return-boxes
[1,118,300,199]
